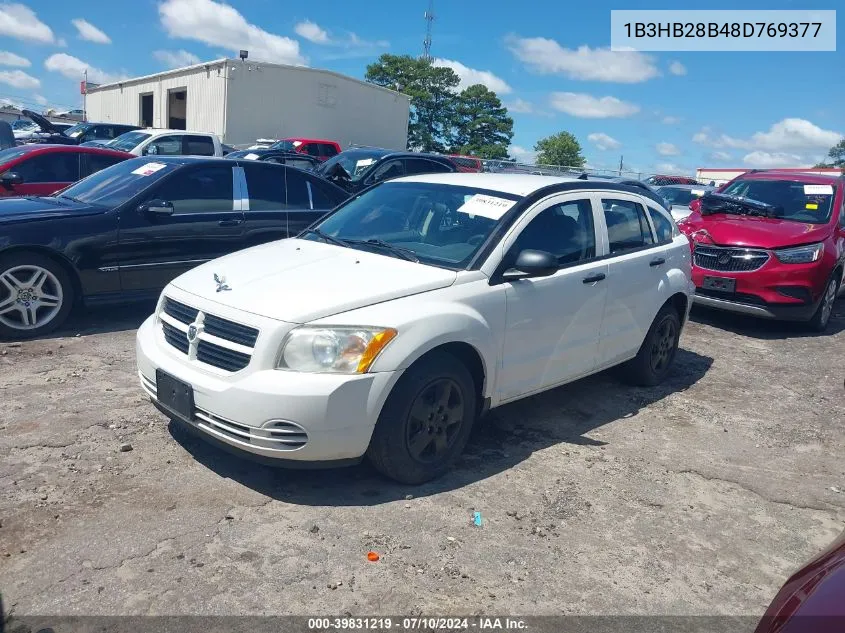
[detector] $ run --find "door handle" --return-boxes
[582,273,606,284]
[649,257,666,267]
[218,218,244,227]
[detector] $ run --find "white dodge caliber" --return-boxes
[136,173,694,484]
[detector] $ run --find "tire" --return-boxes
[806,273,840,333]
[619,304,681,387]
[366,350,477,485]
[0,251,75,341]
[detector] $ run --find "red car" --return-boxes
[0,144,132,198]
[678,170,845,331]
[269,137,341,162]
[449,155,483,173]
[755,529,845,633]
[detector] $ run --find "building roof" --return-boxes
[87,58,409,101]
[395,172,581,196]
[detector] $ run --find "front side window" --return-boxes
[242,163,285,211]
[108,131,151,153]
[155,166,233,213]
[317,150,389,181]
[145,135,182,156]
[15,153,80,183]
[602,199,655,255]
[184,135,215,156]
[304,182,522,269]
[720,178,837,224]
[511,199,596,267]
[304,144,321,157]
[657,186,702,207]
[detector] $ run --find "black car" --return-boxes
[0,156,349,339]
[19,110,140,146]
[225,149,320,170]
[315,148,456,194]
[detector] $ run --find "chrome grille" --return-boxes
[159,296,259,373]
[693,245,769,272]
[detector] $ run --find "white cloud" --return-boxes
[0,50,29,67]
[0,3,53,43]
[742,151,806,168]
[506,37,659,83]
[44,53,125,84]
[656,142,680,156]
[549,92,639,119]
[159,0,305,65]
[0,69,39,89]
[587,132,621,151]
[509,144,537,164]
[153,49,200,68]
[294,20,328,44]
[432,58,512,95]
[71,18,111,44]
[709,151,732,161]
[33,93,47,105]
[668,61,687,76]
[662,115,680,125]
[693,118,842,154]
[505,98,533,114]
[654,162,688,174]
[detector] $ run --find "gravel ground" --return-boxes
[1,300,843,618]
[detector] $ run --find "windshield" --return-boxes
[269,140,297,151]
[658,186,707,207]
[63,123,92,138]
[55,158,176,207]
[108,131,151,152]
[302,181,521,269]
[317,150,388,181]
[720,178,836,224]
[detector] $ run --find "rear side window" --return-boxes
[602,199,655,254]
[285,168,311,207]
[15,152,80,183]
[404,158,453,176]
[243,163,285,210]
[308,178,346,209]
[155,166,233,214]
[647,206,677,243]
[304,144,321,157]
[184,135,215,156]
[81,153,127,177]
[320,144,338,158]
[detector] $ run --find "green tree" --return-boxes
[365,54,460,152]
[815,139,845,170]
[450,84,513,159]
[534,131,586,168]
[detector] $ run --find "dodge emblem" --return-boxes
[187,325,198,342]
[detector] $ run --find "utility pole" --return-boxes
[618,154,623,176]
[82,69,87,121]
[422,0,435,62]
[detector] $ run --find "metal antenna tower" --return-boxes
[422,0,435,61]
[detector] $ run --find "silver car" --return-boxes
[656,184,716,221]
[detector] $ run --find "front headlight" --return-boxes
[276,326,398,373]
[773,242,824,264]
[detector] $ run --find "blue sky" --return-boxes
[0,0,842,174]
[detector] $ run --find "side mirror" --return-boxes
[139,199,174,215]
[0,171,23,186]
[502,249,558,280]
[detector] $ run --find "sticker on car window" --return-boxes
[806,202,819,210]
[804,184,833,195]
[131,162,167,176]
[691,189,705,196]
[457,194,516,220]
[244,153,259,160]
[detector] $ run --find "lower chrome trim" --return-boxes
[693,294,777,318]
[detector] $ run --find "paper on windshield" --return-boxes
[691,189,705,196]
[131,162,167,176]
[244,153,259,160]
[457,194,516,220]
[804,184,833,195]
[356,158,375,169]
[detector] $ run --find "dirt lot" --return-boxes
[1,301,843,618]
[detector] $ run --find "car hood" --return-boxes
[171,238,458,323]
[21,109,64,134]
[0,197,102,224]
[681,213,832,249]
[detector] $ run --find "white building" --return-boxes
[84,58,411,149]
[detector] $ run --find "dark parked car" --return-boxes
[315,148,456,194]
[0,144,131,198]
[19,109,139,146]
[0,156,349,339]
[225,149,320,170]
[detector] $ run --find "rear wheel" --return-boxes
[619,304,681,387]
[0,252,74,340]
[367,351,477,484]
[807,274,839,333]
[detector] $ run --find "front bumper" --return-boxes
[136,315,399,465]
[692,292,819,321]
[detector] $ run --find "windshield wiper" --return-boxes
[300,228,349,248]
[57,194,84,204]
[345,239,420,263]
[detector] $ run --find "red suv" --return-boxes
[0,144,131,197]
[678,170,844,331]
[269,138,340,162]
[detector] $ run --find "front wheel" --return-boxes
[0,252,74,340]
[619,304,681,387]
[367,351,477,484]
[807,274,839,333]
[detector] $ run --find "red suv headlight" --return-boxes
[773,242,824,264]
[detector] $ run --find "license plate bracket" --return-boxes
[155,369,194,420]
[702,276,736,293]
